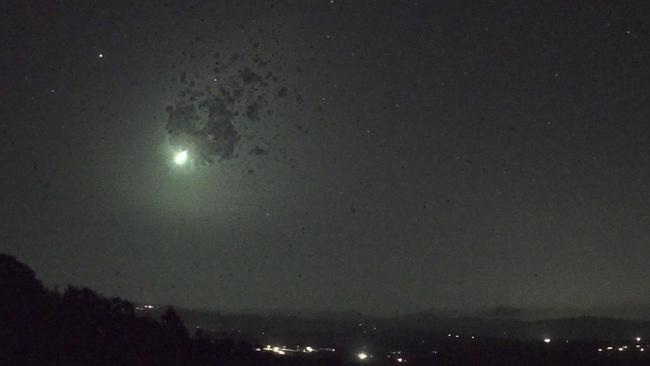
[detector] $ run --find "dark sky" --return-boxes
[2,1,650,316]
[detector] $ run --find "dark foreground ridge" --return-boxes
[1,253,648,366]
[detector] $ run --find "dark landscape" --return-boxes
[3,254,649,365]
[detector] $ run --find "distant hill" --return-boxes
[135,305,650,343]
[395,313,650,341]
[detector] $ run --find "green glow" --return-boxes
[174,150,188,165]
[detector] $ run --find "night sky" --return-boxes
[2,1,650,316]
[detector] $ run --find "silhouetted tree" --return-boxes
[162,306,182,326]
[0,253,46,304]
[0,253,339,366]
[0,255,54,365]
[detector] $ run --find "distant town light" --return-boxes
[598,348,603,352]
[305,346,314,353]
[618,347,624,352]
[277,350,285,355]
[641,348,645,352]
[606,346,613,350]
[357,352,368,360]
[543,338,551,344]
[396,357,404,363]
[636,337,642,342]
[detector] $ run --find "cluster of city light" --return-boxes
[356,349,408,363]
[260,344,335,356]
[541,335,649,354]
[446,333,477,341]
[257,334,646,362]
[257,335,647,363]
[135,304,156,310]
[597,337,646,353]
[387,350,407,363]
[261,345,285,355]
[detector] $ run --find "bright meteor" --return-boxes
[174,150,188,165]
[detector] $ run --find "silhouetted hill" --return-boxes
[0,254,340,366]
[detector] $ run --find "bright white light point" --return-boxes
[357,352,368,360]
[636,337,642,342]
[98,53,103,58]
[174,150,188,165]
[543,338,551,343]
